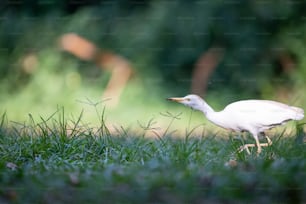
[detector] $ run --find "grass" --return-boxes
[1,20,306,203]
[0,109,305,204]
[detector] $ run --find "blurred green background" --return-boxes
[1,0,306,132]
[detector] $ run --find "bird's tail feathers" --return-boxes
[291,106,304,120]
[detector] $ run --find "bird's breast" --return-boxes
[207,111,243,131]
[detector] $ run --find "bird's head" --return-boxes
[167,94,204,111]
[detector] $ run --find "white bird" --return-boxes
[167,94,304,154]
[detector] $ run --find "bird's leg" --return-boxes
[237,132,260,154]
[238,134,261,154]
[257,133,273,148]
[238,134,273,155]
[238,144,252,154]
[254,134,262,155]
[265,135,272,146]
[236,132,250,154]
[238,143,255,154]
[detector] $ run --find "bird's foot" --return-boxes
[238,139,272,155]
[238,144,255,155]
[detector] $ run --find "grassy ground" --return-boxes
[0,111,305,204]
[1,26,306,203]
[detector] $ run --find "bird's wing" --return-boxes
[223,100,304,127]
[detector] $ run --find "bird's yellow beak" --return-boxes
[167,97,185,103]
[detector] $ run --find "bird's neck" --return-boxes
[198,100,215,116]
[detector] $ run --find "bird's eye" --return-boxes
[186,98,191,101]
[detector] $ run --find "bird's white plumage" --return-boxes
[220,99,304,131]
[167,94,304,154]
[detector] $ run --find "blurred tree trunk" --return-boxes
[191,47,224,96]
[59,33,133,107]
